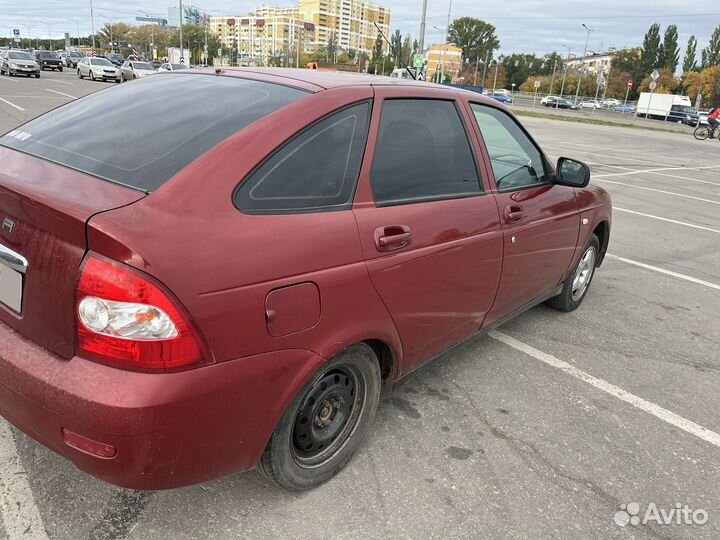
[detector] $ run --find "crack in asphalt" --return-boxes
[443,376,674,540]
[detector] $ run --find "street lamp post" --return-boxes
[90,0,96,53]
[574,24,596,103]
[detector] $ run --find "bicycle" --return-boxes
[694,124,719,140]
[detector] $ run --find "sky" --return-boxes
[1,0,719,60]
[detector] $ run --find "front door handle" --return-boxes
[504,204,524,224]
[374,225,412,251]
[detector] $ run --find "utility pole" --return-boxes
[558,45,570,108]
[575,24,596,103]
[481,48,490,86]
[473,55,479,85]
[492,59,499,94]
[418,0,428,57]
[549,60,557,95]
[90,0,96,52]
[179,0,184,64]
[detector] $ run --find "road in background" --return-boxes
[0,75,718,540]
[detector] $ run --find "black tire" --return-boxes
[257,343,381,491]
[120,74,125,82]
[694,126,711,140]
[90,71,95,81]
[546,234,600,312]
[35,74,40,78]
[77,69,83,79]
[58,67,63,72]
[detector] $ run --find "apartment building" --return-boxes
[210,9,316,66]
[426,43,463,82]
[297,0,390,56]
[210,0,390,66]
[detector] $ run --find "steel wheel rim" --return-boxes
[571,246,597,301]
[291,365,366,469]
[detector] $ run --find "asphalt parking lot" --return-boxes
[1,70,719,540]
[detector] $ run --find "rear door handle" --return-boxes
[504,204,524,224]
[374,225,412,251]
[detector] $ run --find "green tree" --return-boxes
[326,31,338,61]
[683,35,698,73]
[503,53,543,88]
[701,25,720,68]
[167,24,220,65]
[447,17,500,62]
[661,25,679,73]
[641,23,662,75]
[390,29,402,66]
[98,22,132,48]
[401,34,412,66]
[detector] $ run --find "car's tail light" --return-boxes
[76,255,209,371]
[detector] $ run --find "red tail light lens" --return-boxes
[76,255,208,371]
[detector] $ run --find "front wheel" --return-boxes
[77,69,83,79]
[89,71,95,81]
[546,234,600,312]
[694,126,711,140]
[257,343,381,491]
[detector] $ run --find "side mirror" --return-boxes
[556,157,590,188]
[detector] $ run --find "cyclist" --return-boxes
[708,107,720,138]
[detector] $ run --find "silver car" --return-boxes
[120,60,157,82]
[77,57,120,82]
[0,50,41,78]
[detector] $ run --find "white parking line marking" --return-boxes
[489,331,720,448]
[595,178,720,205]
[606,254,720,290]
[44,78,73,86]
[0,96,25,111]
[46,88,76,99]
[0,421,49,540]
[593,164,720,179]
[614,207,720,234]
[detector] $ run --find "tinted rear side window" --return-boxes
[234,102,371,214]
[371,99,481,205]
[0,74,308,192]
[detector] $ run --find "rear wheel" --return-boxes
[258,343,381,491]
[546,234,599,312]
[694,126,711,140]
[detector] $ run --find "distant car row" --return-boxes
[76,57,187,83]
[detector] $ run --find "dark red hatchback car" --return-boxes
[0,69,610,491]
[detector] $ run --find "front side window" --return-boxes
[370,99,481,205]
[470,104,547,191]
[234,102,371,214]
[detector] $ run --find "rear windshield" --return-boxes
[90,58,113,66]
[1,74,308,192]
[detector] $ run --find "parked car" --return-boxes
[64,51,84,68]
[543,96,577,109]
[105,53,125,67]
[158,62,188,72]
[0,69,611,492]
[35,50,63,71]
[579,100,603,110]
[120,60,156,81]
[0,50,40,77]
[601,98,620,107]
[150,60,163,70]
[540,95,561,105]
[613,104,637,114]
[491,93,513,104]
[77,57,120,82]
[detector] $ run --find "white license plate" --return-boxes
[0,264,22,312]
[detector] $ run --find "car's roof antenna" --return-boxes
[373,22,417,81]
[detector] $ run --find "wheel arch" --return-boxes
[592,220,610,266]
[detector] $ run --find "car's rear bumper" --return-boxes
[0,320,325,489]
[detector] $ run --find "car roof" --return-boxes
[186,67,502,103]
